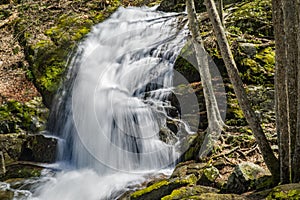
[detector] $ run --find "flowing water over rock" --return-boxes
[21,6,192,200]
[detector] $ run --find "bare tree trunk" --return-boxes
[204,0,280,181]
[216,0,224,26]
[282,0,298,182]
[293,0,300,183]
[272,0,290,184]
[186,0,224,157]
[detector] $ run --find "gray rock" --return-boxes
[197,166,220,186]
[19,134,57,163]
[239,43,257,58]
[0,133,57,164]
[225,162,270,194]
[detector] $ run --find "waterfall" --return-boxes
[50,6,188,172]
[32,6,190,200]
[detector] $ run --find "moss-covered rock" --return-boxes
[0,133,57,164]
[185,193,246,200]
[0,98,48,134]
[130,174,197,200]
[161,185,218,200]
[0,133,26,164]
[226,0,273,37]
[179,132,205,162]
[0,164,43,181]
[13,0,161,108]
[266,184,300,200]
[197,166,219,186]
[171,161,206,179]
[225,162,270,194]
[236,45,275,85]
[171,161,219,188]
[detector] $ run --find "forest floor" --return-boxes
[0,18,40,104]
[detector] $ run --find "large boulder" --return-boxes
[130,174,198,200]
[171,161,220,187]
[0,163,43,181]
[225,162,270,194]
[0,133,57,164]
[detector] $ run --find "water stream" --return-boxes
[29,6,190,200]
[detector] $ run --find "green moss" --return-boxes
[174,174,198,185]
[131,180,170,198]
[0,98,48,134]
[182,133,205,162]
[227,0,273,37]
[131,175,197,200]
[162,187,188,200]
[267,184,300,200]
[226,97,247,126]
[203,166,219,182]
[234,42,275,85]
[17,1,124,107]
[255,47,275,65]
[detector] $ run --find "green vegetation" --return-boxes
[0,98,48,134]
[266,184,300,200]
[227,0,273,37]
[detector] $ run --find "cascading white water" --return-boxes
[68,6,188,173]
[30,6,190,200]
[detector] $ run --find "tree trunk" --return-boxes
[216,0,224,26]
[204,0,280,181]
[293,0,300,183]
[272,0,290,184]
[283,0,299,183]
[186,0,224,158]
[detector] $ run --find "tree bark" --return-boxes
[282,0,298,182]
[293,0,300,183]
[216,0,224,26]
[186,0,224,158]
[204,0,280,181]
[272,0,290,184]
